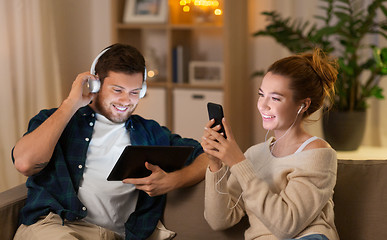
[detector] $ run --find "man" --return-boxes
[12,43,208,240]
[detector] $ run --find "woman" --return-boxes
[201,49,339,240]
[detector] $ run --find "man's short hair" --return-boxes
[95,43,146,83]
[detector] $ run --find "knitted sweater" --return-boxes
[204,138,339,240]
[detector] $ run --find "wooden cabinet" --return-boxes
[111,0,253,150]
[173,88,223,141]
[135,87,167,126]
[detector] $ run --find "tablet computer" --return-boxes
[107,146,195,180]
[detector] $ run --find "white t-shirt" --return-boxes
[77,114,138,237]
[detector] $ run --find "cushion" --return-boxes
[334,160,387,240]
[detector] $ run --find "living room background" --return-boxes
[1,0,386,192]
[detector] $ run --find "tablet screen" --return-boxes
[107,145,195,180]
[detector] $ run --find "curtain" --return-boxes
[0,0,62,192]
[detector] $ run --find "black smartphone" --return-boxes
[207,102,226,139]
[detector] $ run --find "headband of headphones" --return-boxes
[90,47,147,98]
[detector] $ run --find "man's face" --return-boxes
[91,71,144,123]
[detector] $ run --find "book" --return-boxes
[172,45,184,83]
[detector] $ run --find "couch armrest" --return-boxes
[0,183,27,240]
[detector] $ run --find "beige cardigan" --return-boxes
[204,139,339,240]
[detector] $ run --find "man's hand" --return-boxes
[66,72,97,110]
[123,153,209,197]
[122,162,177,197]
[13,71,97,176]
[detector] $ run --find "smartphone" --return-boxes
[207,102,227,139]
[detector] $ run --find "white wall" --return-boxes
[51,0,111,97]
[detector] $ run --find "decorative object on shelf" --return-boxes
[189,61,223,85]
[178,0,222,22]
[252,0,387,151]
[123,0,168,23]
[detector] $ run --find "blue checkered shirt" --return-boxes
[12,106,203,240]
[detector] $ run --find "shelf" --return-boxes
[117,23,223,31]
[146,81,167,88]
[117,23,168,30]
[111,0,253,150]
[147,82,223,90]
[169,23,223,30]
[172,83,223,90]
[337,146,387,160]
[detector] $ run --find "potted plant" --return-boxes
[253,0,387,150]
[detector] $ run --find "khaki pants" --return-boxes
[14,212,123,240]
[14,212,176,240]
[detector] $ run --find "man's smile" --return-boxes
[113,104,128,112]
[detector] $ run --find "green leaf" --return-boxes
[251,70,265,78]
[381,4,387,16]
[361,58,376,70]
[370,86,385,99]
[314,16,328,23]
[334,12,351,22]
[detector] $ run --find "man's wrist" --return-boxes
[61,98,81,115]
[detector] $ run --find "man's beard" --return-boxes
[93,94,137,123]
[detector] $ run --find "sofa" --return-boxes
[1,159,387,240]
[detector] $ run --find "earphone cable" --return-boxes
[270,110,300,153]
[215,166,244,209]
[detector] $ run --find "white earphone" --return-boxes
[297,103,306,114]
[88,47,147,98]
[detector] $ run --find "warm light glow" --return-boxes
[192,0,219,7]
[183,5,190,12]
[178,0,222,18]
[147,70,155,78]
[214,9,222,15]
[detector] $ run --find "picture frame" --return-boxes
[123,0,168,23]
[189,61,224,85]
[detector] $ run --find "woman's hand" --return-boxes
[201,118,246,169]
[201,119,223,171]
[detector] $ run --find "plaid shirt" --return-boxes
[12,106,203,240]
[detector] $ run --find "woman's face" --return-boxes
[257,72,301,131]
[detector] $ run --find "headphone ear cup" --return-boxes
[139,67,147,99]
[87,79,101,93]
[139,81,147,99]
